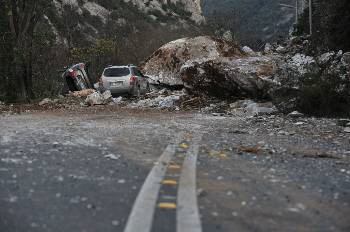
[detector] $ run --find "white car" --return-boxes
[101,65,150,96]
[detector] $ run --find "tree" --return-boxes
[4,0,50,101]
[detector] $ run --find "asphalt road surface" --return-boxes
[1,108,349,232]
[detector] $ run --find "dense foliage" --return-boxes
[295,0,350,52]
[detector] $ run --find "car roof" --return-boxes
[104,65,136,69]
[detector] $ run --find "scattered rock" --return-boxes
[71,89,95,97]
[158,88,170,95]
[85,90,112,106]
[85,92,103,105]
[118,179,126,184]
[289,53,318,75]
[128,94,182,109]
[112,96,123,104]
[104,154,121,160]
[317,52,335,66]
[112,220,120,226]
[337,119,350,127]
[344,127,350,133]
[288,111,304,118]
[245,102,278,116]
[341,52,350,66]
[229,100,278,116]
[242,46,255,55]
[39,98,52,106]
[264,43,272,53]
[276,45,286,53]
[222,30,234,42]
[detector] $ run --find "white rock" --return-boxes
[290,54,316,75]
[344,127,350,133]
[112,97,123,104]
[288,111,304,118]
[317,52,335,65]
[276,45,286,53]
[128,95,181,109]
[112,220,120,226]
[223,30,233,42]
[104,154,121,160]
[264,43,272,53]
[242,46,255,55]
[85,90,112,106]
[39,98,52,106]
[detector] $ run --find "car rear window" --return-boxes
[104,68,130,77]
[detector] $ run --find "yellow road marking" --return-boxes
[179,143,189,149]
[219,153,227,158]
[158,202,177,209]
[168,165,181,170]
[162,179,178,185]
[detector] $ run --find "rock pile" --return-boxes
[143,35,350,115]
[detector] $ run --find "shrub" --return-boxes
[297,72,350,117]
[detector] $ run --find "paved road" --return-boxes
[0,109,349,231]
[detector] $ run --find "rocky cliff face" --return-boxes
[125,0,204,23]
[46,0,204,47]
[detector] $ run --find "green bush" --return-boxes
[297,72,350,117]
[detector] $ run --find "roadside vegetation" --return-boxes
[0,0,201,103]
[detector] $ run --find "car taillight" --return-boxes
[130,76,136,85]
[68,69,77,78]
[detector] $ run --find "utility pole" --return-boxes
[295,0,299,24]
[309,0,312,35]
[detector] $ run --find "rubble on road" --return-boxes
[143,35,349,115]
[38,98,53,106]
[337,119,350,127]
[70,89,95,97]
[7,35,348,117]
[127,89,187,109]
[288,111,304,118]
[228,100,278,116]
[242,46,255,55]
[128,95,181,109]
[85,90,113,106]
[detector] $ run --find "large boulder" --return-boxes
[180,56,279,98]
[142,36,243,86]
[143,36,280,99]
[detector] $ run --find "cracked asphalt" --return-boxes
[0,108,349,232]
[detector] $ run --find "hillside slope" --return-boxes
[202,0,295,47]
[47,0,204,46]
